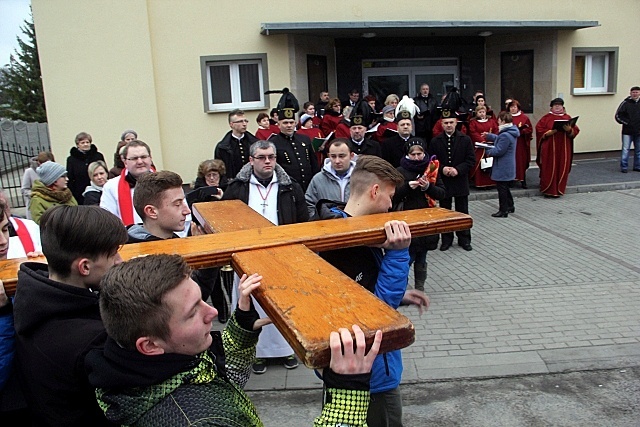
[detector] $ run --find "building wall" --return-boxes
[485,32,557,138]
[486,1,640,153]
[32,1,165,166]
[31,0,640,179]
[290,35,338,104]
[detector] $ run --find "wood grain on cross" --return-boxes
[0,200,472,368]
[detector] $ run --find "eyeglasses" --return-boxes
[251,154,276,161]
[126,155,150,161]
[231,119,249,124]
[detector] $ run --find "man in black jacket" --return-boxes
[428,114,475,251]
[13,205,128,426]
[223,140,309,226]
[214,109,259,179]
[223,140,308,373]
[269,107,319,192]
[413,84,438,142]
[349,101,382,158]
[382,110,418,168]
[614,86,640,173]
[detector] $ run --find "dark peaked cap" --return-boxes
[349,100,373,128]
[264,87,300,120]
[395,109,413,123]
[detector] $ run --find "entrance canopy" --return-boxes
[260,20,599,37]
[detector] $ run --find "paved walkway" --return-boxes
[245,157,640,391]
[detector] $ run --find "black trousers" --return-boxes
[496,181,514,212]
[440,196,471,245]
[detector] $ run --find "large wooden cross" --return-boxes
[0,201,472,368]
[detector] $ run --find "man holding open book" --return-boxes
[535,98,580,198]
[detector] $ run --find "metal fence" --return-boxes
[0,119,50,208]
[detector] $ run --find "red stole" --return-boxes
[12,217,35,254]
[117,170,135,226]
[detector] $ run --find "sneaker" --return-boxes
[252,358,267,374]
[283,355,299,369]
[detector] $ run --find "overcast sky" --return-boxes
[0,0,32,67]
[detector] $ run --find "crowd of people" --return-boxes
[0,81,608,426]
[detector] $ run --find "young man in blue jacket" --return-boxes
[319,155,430,427]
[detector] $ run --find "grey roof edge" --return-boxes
[260,20,600,35]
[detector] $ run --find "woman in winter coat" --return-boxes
[30,161,78,224]
[484,111,520,217]
[66,132,105,205]
[393,138,446,291]
[82,160,109,206]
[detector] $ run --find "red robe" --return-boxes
[320,112,342,136]
[468,118,498,187]
[535,112,580,197]
[468,117,498,143]
[335,122,351,139]
[511,111,533,182]
[255,126,278,141]
[374,121,397,143]
[296,127,326,164]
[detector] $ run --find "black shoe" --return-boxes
[283,355,299,369]
[492,211,508,218]
[634,169,640,172]
[622,169,628,173]
[507,207,515,213]
[521,181,528,189]
[459,243,473,251]
[252,359,267,374]
[440,242,452,251]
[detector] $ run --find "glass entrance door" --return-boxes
[413,73,456,101]
[366,73,409,105]
[363,59,459,103]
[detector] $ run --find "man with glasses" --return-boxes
[223,140,308,373]
[100,140,154,226]
[215,109,258,179]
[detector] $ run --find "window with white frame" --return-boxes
[200,54,268,112]
[571,48,618,95]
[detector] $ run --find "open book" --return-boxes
[553,116,579,131]
[475,142,494,149]
[312,131,334,151]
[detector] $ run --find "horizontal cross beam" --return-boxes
[0,203,472,297]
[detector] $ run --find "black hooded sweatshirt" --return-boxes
[12,262,114,426]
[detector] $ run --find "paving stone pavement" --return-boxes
[244,187,640,391]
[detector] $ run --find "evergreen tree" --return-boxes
[0,11,46,122]
[0,67,10,110]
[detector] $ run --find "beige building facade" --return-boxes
[32,0,638,179]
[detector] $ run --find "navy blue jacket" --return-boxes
[320,208,409,394]
[0,299,14,391]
